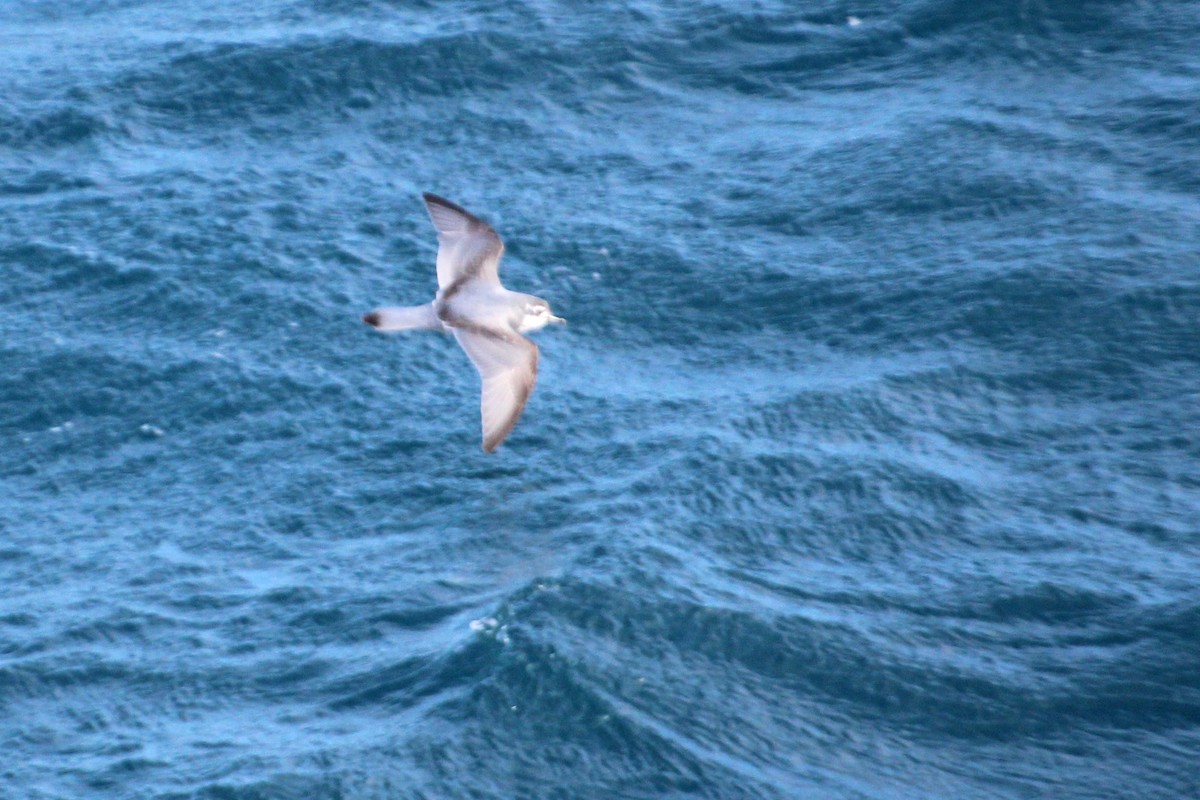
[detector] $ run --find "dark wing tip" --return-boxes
[422,192,478,221]
[362,311,380,327]
[422,192,505,259]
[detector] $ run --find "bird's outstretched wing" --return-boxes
[423,193,504,290]
[452,328,538,452]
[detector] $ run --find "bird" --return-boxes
[363,193,565,453]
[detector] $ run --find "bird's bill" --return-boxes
[549,314,567,325]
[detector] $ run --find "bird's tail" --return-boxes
[363,304,441,332]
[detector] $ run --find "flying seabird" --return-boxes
[364,193,565,452]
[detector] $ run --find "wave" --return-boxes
[0,107,111,150]
[116,33,529,123]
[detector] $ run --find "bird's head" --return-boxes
[518,297,566,332]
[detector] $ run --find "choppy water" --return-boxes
[2,1,1199,798]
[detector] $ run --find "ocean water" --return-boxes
[2,0,1199,797]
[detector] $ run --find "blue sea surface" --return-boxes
[2,1,1199,798]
